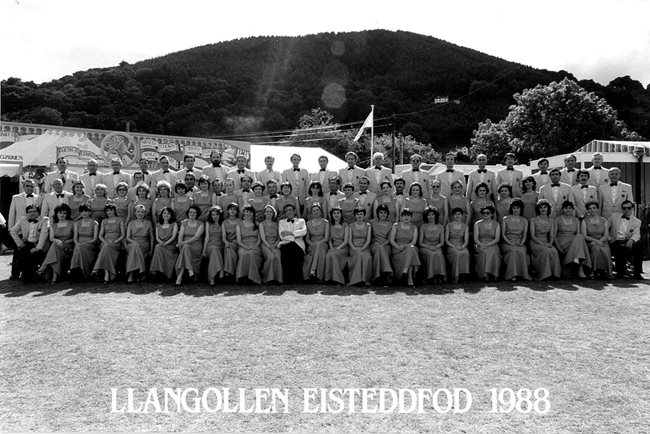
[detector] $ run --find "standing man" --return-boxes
[326,176,344,211]
[257,156,282,189]
[176,155,203,182]
[466,153,496,201]
[8,179,40,229]
[311,155,338,194]
[137,157,153,188]
[338,152,365,192]
[79,159,103,198]
[436,153,465,198]
[151,155,178,190]
[533,158,552,191]
[9,205,50,282]
[103,158,132,199]
[571,170,599,218]
[227,155,256,190]
[40,179,72,218]
[496,152,524,198]
[598,167,633,219]
[282,154,310,203]
[354,176,377,222]
[538,169,574,216]
[401,154,431,199]
[609,201,643,279]
[203,150,228,184]
[365,152,393,195]
[560,154,579,186]
[586,152,610,188]
[43,157,79,193]
[278,203,307,284]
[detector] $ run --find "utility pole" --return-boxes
[391,114,396,173]
[399,133,404,165]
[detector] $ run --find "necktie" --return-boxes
[60,172,66,185]
[187,168,193,172]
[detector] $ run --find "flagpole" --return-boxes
[370,105,375,161]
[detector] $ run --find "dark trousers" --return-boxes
[12,242,46,282]
[0,224,16,250]
[280,242,304,284]
[610,240,643,276]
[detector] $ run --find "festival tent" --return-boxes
[249,144,346,173]
[0,130,102,168]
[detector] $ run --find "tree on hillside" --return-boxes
[291,108,350,158]
[470,78,639,162]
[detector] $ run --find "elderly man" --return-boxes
[401,154,431,199]
[40,179,72,218]
[79,159,103,198]
[338,152,365,192]
[466,153,496,201]
[598,167,633,219]
[609,200,643,279]
[227,155,256,190]
[365,152,393,195]
[43,157,79,193]
[586,152,610,187]
[560,154,579,186]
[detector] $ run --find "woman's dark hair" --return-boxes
[187,204,201,219]
[135,184,150,198]
[157,206,176,224]
[474,182,489,196]
[78,203,92,214]
[241,204,259,229]
[353,207,366,216]
[53,203,71,223]
[509,198,525,214]
[497,183,513,197]
[308,181,323,197]
[104,203,117,214]
[480,204,496,215]
[342,182,354,191]
[400,207,413,217]
[197,175,211,187]
[585,200,599,210]
[329,206,344,225]
[521,176,537,193]
[280,181,293,194]
[408,182,423,197]
[561,200,575,210]
[451,207,465,215]
[174,181,188,193]
[535,199,552,216]
[226,202,240,218]
[375,204,390,219]
[379,181,392,190]
[206,206,224,225]
[423,206,440,224]
[251,182,265,193]
[310,202,323,217]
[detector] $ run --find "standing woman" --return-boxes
[370,204,394,286]
[194,175,215,222]
[581,201,612,279]
[554,201,591,278]
[389,208,421,287]
[93,203,125,284]
[67,181,90,221]
[174,205,205,286]
[125,204,154,283]
[89,183,111,223]
[469,183,494,227]
[152,181,173,224]
[172,182,193,226]
[235,204,263,284]
[495,183,513,222]
[528,199,561,280]
[113,182,132,223]
[202,206,225,286]
[303,203,329,282]
[447,181,470,224]
[129,184,153,223]
[222,203,241,280]
[149,207,179,282]
[274,182,301,221]
[520,176,538,221]
[428,181,448,226]
[39,204,74,284]
[303,182,328,222]
[337,183,359,225]
[324,207,349,285]
[473,204,501,282]
[247,182,269,223]
[347,207,372,286]
[218,178,242,213]
[402,183,427,228]
[418,206,447,284]
[259,205,283,284]
[501,199,531,281]
[373,181,397,223]
[445,208,470,284]
[70,203,99,280]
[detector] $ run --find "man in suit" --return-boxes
[466,153,496,202]
[310,155,338,194]
[137,157,153,188]
[571,170,599,218]
[79,159,103,198]
[43,157,79,193]
[560,154,579,186]
[538,169,574,216]
[365,152,393,195]
[401,154,431,199]
[176,155,203,183]
[151,155,178,191]
[533,158,552,191]
[586,152,610,187]
[599,167,634,219]
[496,152,524,198]
[102,158,132,198]
[338,152,365,192]
[278,203,307,284]
[282,154,310,202]
[266,180,280,208]
[436,153,465,198]
[257,155,282,190]
[609,200,643,279]
[9,204,50,282]
[41,179,72,218]
[203,150,228,184]
[354,176,377,222]
[326,176,345,211]
[8,179,40,228]
[227,155,256,190]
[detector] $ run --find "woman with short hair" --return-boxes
[39,203,74,284]
[125,204,154,283]
[222,202,241,280]
[70,203,99,280]
[473,204,501,282]
[324,207,349,285]
[554,201,591,278]
[581,201,611,279]
[347,207,372,286]
[370,204,394,286]
[303,203,329,282]
[418,206,446,284]
[500,198,531,281]
[203,206,225,286]
[528,199,561,280]
[259,205,283,284]
[235,205,263,284]
[390,208,421,287]
[174,205,205,286]
[93,203,125,284]
[149,207,179,282]
[67,180,90,221]
[445,207,470,284]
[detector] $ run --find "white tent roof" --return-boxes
[249,144,346,173]
[531,139,650,169]
[0,130,102,167]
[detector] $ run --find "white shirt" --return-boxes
[610,184,618,203]
[278,217,307,251]
[27,221,38,243]
[616,218,629,241]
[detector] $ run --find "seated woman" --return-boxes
[174,205,205,286]
[39,203,74,284]
[259,205,283,284]
[149,207,179,282]
[67,180,90,222]
[418,206,446,285]
[370,204,394,286]
[529,199,561,280]
[581,201,612,279]
[500,198,531,281]
[125,204,154,283]
[445,207,471,284]
[235,205,263,284]
[194,175,215,222]
[70,203,99,280]
[554,200,592,278]
[390,208,421,287]
[303,203,329,282]
[93,203,125,284]
[473,204,501,282]
[221,203,241,280]
[347,207,372,286]
[324,207,349,285]
[202,206,225,286]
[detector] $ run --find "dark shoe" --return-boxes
[633,274,645,280]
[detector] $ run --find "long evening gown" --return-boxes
[93,219,123,279]
[149,224,179,280]
[174,219,204,276]
[419,223,446,281]
[529,217,561,280]
[391,223,421,285]
[324,224,348,285]
[446,223,470,280]
[125,220,152,274]
[500,216,531,280]
[555,216,592,272]
[370,219,393,281]
[222,218,240,276]
[261,220,283,283]
[205,222,225,281]
[70,219,98,278]
[347,222,372,286]
[584,216,612,276]
[236,221,262,284]
[40,221,75,280]
[303,219,329,280]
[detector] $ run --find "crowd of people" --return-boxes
[4,149,644,288]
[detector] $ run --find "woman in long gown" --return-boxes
[581,201,612,279]
[347,207,372,286]
[89,183,111,224]
[202,206,225,286]
[303,203,329,281]
[469,182,495,227]
[174,205,205,286]
[500,198,531,281]
[259,205,283,284]
[93,203,125,284]
[402,183,427,228]
[113,182,131,223]
[39,204,74,284]
[235,205,263,284]
[528,199,561,280]
[152,181,173,225]
[418,206,447,284]
[67,181,90,222]
[447,181,470,225]
[370,204,394,286]
[70,203,99,280]
[428,181,448,226]
[338,183,359,225]
[554,200,592,278]
[390,208,421,287]
[495,183,513,223]
[275,182,301,221]
[221,202,241,279]
[125,204,154,283]
[303,182,328,222]
[373,181,398,223]
[172,182,193,226]
[520,177,538,221]
[149,207,179,281]
[247,182,269,223]
[445,207,470,284]
[194,176,215,222]
[473,204,501,282]
[324,207,349,285]
[129,184,153,223]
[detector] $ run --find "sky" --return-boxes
[1,0,649,87]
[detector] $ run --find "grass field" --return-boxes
[1,254,649,432]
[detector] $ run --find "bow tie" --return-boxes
[330,192,338,196]
[28,218,38,223]
[566,169,575,172]
[593,167,602,170]
[60,172,66,176]
[375,166,382,170]
[581,185,589,189]
[269,194,278,199]
[56,193,65,198]
[539,172,548,175]
[142,171,149,175]
[89,173,96,176]
[347,167,355,170]
[186,168,193,172]
[551,184,560,187]
[293,168,301,171]
[446,169,454,173]
[359,191,367,195]
[477,169,487,174]
[610,182,618,186]
[237,169,245,174]
[113,172,120,175]
[26,194,34,198]
[622,216,630,220]
[319,168,326,171]
[412,169,419,172]
[287,219,294,223]
[212,164,221,168]
[506,168,514,171]
[242,189,251,193]
[162,170,169,173]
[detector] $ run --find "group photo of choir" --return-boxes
[5,148,644,288]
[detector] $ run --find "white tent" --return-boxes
[249,144,346,173]
[0,130,102,168]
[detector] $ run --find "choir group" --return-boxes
[6,149,644,288]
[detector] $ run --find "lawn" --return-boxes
[0,254,649,432]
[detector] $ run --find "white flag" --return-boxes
[353,110,373,142]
